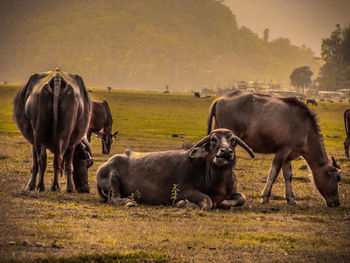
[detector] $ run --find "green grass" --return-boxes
[0,84,350,262]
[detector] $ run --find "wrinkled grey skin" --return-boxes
[344,109,350,159]
[13,69,91,192]
[208,91,341,207]
[72,137,93,193]
[97,129,254,209]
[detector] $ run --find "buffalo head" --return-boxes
[98,130,119,154]
[188,128,255,166]
[72,138,93,193]
[313,156,341,207]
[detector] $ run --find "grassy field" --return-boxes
[0,84,350,263]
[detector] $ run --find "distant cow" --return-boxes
[207,91,341,207]
[194,92,200,98]
[306,98,317,106]
[344,109,350,159]
[97,129,255,209]
[72,137,93,193]
[87,100,119,154]
[13,69,91,192]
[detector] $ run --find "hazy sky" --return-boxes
[223,0,350,56]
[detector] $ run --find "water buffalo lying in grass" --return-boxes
[344,109,350,159]
[13,69,91,192]
[97,129,255,209]
[72,137,93,193]
[208,91,341,207]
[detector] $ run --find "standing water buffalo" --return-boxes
[306,98,317,106]
[344,109,350,159]
[207,91,341,207]
[13,69,91,192]
[87,100,119,154]
[97,129,255,209]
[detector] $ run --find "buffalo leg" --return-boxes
[282,161,296,205]
[87,131,92,142]
[108,175,136,206]
[26,146,39,191]
[36,145,47,192]
[220,193,246,209]
[344,136,350,159]
[176,189,213,210]
[63,147,75,193]
[261,154,284,204]
[52,153,61,191]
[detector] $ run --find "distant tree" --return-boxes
[318,24,350,90]
[263,28,269,42]
[290,66,313,93]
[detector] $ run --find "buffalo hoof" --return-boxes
[261,196,269,204]
[124,200,137,207]
[76,187,90,193]
[36,184,45,192]
[51,183,60,192]
[66,186,75,193]
[109,197,137,207]
[221,194,246,209]
[25,180,36,191]
[286,199,297,206]
[198,199,213,210]
[175,199,200,209]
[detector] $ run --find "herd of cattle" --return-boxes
[12,69,349,209]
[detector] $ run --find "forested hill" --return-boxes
[0,0,318,90]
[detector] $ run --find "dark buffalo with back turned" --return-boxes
[207,91,341,207]
[87,100,119,154]
[97,129,255,209]
[13,69,91,192]
[344,109,350,159]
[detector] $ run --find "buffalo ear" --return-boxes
[189,146,209,159]
[332,156,340,169]
[112,130,119,139]
[188,135,210,159]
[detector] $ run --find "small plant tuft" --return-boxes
[171,184,180,206]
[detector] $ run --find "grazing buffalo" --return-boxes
[87,100,119,154]
[344,109,350,159]
[207,91,341,207]
[97,129,255,209]
[72,137,93,193]
[306,98,317,106]
[13,69,91,192]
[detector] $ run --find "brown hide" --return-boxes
[72,137,93,193]
[87,100,118,154]
[344,109,350,158]
[207,91,341,207]
[13,69,91,192]
[97,129,254,209]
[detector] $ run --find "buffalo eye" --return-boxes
[230,138,236,146]
[210,136,217,142]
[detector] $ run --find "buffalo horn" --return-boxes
[234,136,255,159]
[332,156,340,169]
